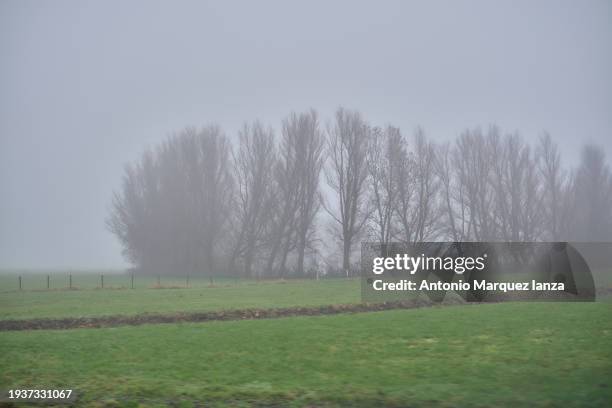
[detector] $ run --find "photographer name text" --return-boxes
[371,279,565,292]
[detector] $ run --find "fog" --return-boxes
[1,0,611,269]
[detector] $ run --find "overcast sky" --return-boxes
[1,0,611,269]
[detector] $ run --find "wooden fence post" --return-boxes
[69,274,72,289]
[131,273,134,289]
[18,276,22,290]
[47,275,50,289]
[101,274,104,289]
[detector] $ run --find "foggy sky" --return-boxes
[1,0,611,269]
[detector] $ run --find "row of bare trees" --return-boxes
[108,108,612,277]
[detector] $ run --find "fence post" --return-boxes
[131,273,134,289]
[157,275,160,286]
[186,275,189,288]
[47,275,50,289]
[18,276,22,290]
[69,274,72,289]
[101,274,104,289]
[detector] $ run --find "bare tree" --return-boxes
[324,108,371,276]
[367,126,404,245]
[455,128,498,240]
[395,128,441,242]
[264,131,298,277]
[293,111,325,276]
[231,121,276,278]
[569,144,612,241]
[537,133,566,240]
[265,110,324,277]
[108,148,159,269]
[108,126,233,277]
[189,128,234,276]
[489,131,543,241]
[435,141,468,241]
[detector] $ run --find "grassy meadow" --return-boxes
[0,273,359,320]
[1,272,611,407]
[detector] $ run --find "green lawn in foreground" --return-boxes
[1,302,611,407]
[0,277,360,320]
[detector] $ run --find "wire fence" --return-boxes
[0,273,268,292]
[0,272,342,292]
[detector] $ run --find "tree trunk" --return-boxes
[342,239,351,277]
[296,235,306,276]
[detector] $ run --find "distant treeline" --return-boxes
[107,108,612,278]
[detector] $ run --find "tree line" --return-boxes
[108,107,612,278]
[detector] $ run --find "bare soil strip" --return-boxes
[0,299,446,331]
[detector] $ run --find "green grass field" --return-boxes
[0,275,359,320]
[1,303,611,407]
[1,274,611,407]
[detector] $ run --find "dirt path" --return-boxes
[0,299,447,331]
